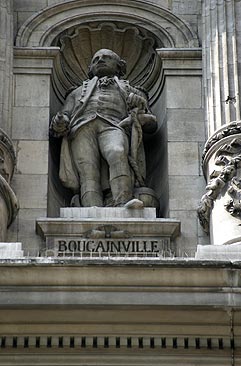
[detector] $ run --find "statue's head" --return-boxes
[88,49,127,78]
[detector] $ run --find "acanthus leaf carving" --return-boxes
[198,138,241,233]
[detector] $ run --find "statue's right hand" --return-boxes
[51,112,70,135]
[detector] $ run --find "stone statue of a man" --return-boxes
[50,48,157,207]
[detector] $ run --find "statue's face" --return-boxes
[89,49,120,78]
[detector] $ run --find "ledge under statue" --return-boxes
[50,49,158,209]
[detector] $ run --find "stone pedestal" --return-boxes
[36,208,180,258]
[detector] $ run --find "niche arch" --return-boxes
[16,0,198,48]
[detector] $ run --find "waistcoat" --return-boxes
[83,79,128,124]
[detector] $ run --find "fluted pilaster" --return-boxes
[0,0,13,135]
[202,0,241,135]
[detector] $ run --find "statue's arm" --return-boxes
[50,91,76,137]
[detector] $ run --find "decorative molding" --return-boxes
[156,47,202,76]
[15,0,198,48]
[0,335,236,351]
[13,47,60,75]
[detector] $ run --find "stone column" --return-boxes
[0,0,13,135]
[0,129,18,241]
[198,122,241,244]
[197,124,241,260]
[198,0,241,256]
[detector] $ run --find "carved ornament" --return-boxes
[84,225,131,239]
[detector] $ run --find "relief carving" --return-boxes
[84,225,131,239]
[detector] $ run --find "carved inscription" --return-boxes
[53,238,171,257]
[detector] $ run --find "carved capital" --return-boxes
[198,134,241,234]
[202,121,241,173]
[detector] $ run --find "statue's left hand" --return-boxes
[50,112,70,137]
[138,113,157,134]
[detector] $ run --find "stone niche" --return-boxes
[14,0,201,256]
[48,21,167,217]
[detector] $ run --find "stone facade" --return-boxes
[0,0,240,365]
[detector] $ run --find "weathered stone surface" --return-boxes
[167,110,205,142]
[168,142,200,176]
[14,74,50,107]
[169,176,206,211]
[169,210,198,257]
[167,109,204,123]
[12,106,49,140]
[16,140,48,175]
[13,0,47,11]
[17,209,45,256]
[166,76,202,109]
[12,174,47,209]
